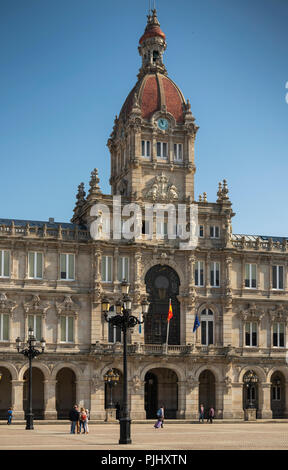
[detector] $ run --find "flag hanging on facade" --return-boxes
[193,313,200,333]
[139,312,142,334]
[167,299,173,322]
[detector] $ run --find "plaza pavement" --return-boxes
[0,421,288,450]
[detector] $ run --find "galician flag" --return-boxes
[167,299,173,322]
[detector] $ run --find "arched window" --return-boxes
[200,308,214,345]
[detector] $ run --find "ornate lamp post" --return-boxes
[101,280,149,445]
[244,370,258,409]
[104,368,120,408]
[16,327,46,430]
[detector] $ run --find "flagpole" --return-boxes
[165,298,171,354]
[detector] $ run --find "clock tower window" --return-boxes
[142,140,151,158]
[156,142,168,159]
[173,143,183,162]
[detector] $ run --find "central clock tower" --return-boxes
[107,9,199,204]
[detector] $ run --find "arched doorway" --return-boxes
[56,368,76,419]
[144,368,178,419]
[0,368,12,420]
[199,370,216,419]
[23,368,45,419]
[145,265,180,345]
[271,371,285,418]
[243,370,259,414]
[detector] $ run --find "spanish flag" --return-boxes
[167,299,173,322]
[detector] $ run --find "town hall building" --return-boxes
[0,10,287,421]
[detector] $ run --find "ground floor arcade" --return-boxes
[0,358,287,420]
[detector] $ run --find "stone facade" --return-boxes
[0,10,287,421]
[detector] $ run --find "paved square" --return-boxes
[1,422,288,450]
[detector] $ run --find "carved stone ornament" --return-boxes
[131,375,144,392]
[0,293,16,314]
[238,303,264,322]
[56,296,79,316]
[23,295,50,316]
[144,173,179,202]
[269,304,288,323]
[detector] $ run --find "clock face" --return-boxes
[158,118,169,130]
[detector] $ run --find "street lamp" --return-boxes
[102,280,149,445]
[104,368,120,409]
[16,327,46,430]
[243,370,258,409]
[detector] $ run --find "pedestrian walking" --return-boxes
[79,407,87,434]
[208,406,215,424]
[7,408,13,425]
[85,409,90,434]
[154,404,164,429]
[69,404,80,434]
[199,404,204,423]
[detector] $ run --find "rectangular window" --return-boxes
[141,140,151,158]
[273,323,284,347]
[156,221,168,237]
[195,261,204,287]
[245,263,257,288]
[118,256,129,282]
[156,142,168,159]
[0,250,10,278]
[272,265,284,290]
[245,322,257,347]
[108,322,122,343]
[173,143,183,161]
[101,256,113,282]
[60,254,75,280]
[199,225,204,238]
[60,316,74,343]
[210,226,220,238]
[28,314,42,341]
[28,252,43,279]
[0,314,9,341]
[210,262,220,287]
[272,385,281,401]
[201,320,213,345]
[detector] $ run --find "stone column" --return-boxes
[90,376,106,420]
[215,382,224,419]
[11,380,25,420]
[222,380,233,419]
[176,380,186,419]
[258,382,272,419]
[43,379,57,420]
[231,383,244,419]
[283,380,288,418]
[77,378,91,411]
[185,379,199,420]
[130,376,146,420]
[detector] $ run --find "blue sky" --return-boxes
[0,0,287,235]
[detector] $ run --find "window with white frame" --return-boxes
[272,265,284,290]
[210,262,220,287]
[141,140,151,158]
[108,307,122,343]
[28,314,42,341]
[272,323,284,347]
[156,142,168,159]
[60,254,75,280]
[210,226,220,238]
[245,263,257,289]
[28,252,43,279]
[195,261,204,287]
[200,308,214,345]
[0,250,10,278]
[245,321,257,347]
[272,380,281,401]
[101,256,113,282]
[173,143,183,161]
[0,314,9,341]
[118,256,129,282]
[60,316,74,343]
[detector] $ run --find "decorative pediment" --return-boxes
[144,173,179,202]
[0,293,16,314]
[56,295,79,316]
[269,304,288,323]
[23,295,50,316]
[239,303,264,322]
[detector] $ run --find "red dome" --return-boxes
[120,73,185,124]
[139,25,166,45]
